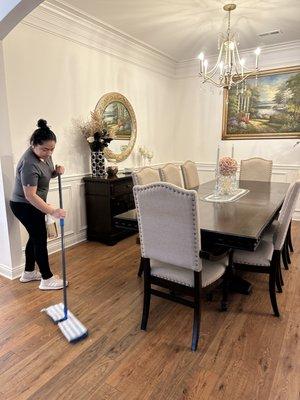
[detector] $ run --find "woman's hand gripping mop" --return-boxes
[42,173,88,343]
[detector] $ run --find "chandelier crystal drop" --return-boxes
[198,4,261,89]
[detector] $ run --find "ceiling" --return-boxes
[60,0,300,61]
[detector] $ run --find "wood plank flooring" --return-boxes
[0,222,299,400]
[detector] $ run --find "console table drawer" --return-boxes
[111,181,133,196]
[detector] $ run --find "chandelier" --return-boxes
[198,3,261,89]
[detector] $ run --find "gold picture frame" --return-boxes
[222,65,300,140]
[95,92,137,162]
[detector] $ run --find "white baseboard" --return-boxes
[0,230,87,280]
[47,230,87,255]
[0,262,24,280]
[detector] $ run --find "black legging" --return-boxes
[10,201,53,280]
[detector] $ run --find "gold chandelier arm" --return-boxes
[234,44,255,72]
[201,75,227,87]
[233,71,256,86]
[205,42,225,76]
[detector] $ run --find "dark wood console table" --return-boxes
[83,174,136,245]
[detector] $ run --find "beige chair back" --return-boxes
[132,167,161,186]
[240,157,273,182]
[159,163,184,188]
[275,180,300,250]
[133,182,201,271]
[181,160,199,189]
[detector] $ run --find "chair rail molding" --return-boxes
[0,172,89,280]
[21,0,176,78]
[193,162,300,221]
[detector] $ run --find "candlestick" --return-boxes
[216,144,220,174]
[198,52,204,74]
[204,60,208,77]
[255,47,261,69]
[214,144,221,197]
[231,144,234,159]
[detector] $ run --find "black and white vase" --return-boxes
[91,150,106,178]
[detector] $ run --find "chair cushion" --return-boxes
[150,257,227,288]
[233,240,274,267]
[262,220,279,243]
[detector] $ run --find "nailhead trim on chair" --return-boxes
[133,182,201,271]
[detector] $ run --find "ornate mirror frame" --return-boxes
[95,92,137,162]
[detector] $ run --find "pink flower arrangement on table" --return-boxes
[219,156,238,176]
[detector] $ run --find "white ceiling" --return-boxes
[60,0,300,61]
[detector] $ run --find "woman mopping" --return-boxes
[10,119,67,290]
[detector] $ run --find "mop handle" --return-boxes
[58,173,68,319]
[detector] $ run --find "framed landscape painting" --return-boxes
[222,66,300,140]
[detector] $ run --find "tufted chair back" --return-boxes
[240,157,273,182]
[181,160,200,189]
[133,182,201,271]
[132,167,161,186]
[275,180,300,250]
[159,163,184,188]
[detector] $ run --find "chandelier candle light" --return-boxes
[198,4,261,89]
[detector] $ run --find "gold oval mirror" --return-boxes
[95,92,137,162]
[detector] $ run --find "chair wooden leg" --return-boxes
[279,265,284,287]
[141,258,151,330]
[285,240,291,264]
[191,272,201,352]
[288,221,294,252]
[281,247,289,270]
[269,252,280,317]
[137,259,144,277]
[275,264,282,293]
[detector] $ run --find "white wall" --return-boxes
[2,2,177,267]
[0,40,24,279]
[4,27,176,173]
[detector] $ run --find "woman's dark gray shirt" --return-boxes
[12,147,57,203]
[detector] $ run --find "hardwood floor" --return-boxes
[0,223,299,400]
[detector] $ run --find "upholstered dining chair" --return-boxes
[132,166,161,186]
[181,160,200,189]
[233,180,300,317]
[240,157,273,182]
[132,167,161,276]
[133,182,229,351]
[263,180,300,272]
[159,163,184,188]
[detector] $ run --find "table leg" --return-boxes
[230,275,252,295]
[228,248,252,295]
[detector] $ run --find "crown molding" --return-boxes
[17,1,300,81]
[176,40,300,79]
[21,0,176,78]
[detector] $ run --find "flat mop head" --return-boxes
[42,303,88,343]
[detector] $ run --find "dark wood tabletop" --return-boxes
[114,180,290,251]
[198,180,287,235]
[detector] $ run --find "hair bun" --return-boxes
[37,119,48,129]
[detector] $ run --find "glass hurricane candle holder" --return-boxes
[218,172,237,195]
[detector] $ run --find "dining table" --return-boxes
[113,179,290,293]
